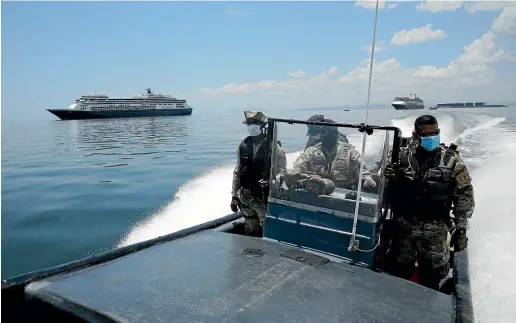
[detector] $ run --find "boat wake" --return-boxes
[117,113,516,322]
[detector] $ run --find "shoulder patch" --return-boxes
[454,164,472,188]
[350,148,360,160]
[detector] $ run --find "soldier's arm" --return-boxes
[275,144,287,175]
[451,155,475,230]
[285,149,313,188]
[231,147,241,197]
[349,146,371,180]
[292,149,313,173]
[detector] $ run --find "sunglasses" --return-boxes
[417,129,440,137]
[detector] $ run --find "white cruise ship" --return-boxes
[47,88,193,120]
[391,94,424,110]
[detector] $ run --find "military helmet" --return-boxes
[306,114,325,136]
[316,119,339,139]
[242,111,268,125]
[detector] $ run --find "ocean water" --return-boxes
[2,106,516,322]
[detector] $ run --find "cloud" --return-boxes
[354,1,399,11]
[354,1,386,10]
[465,1,516,13]
[391,24,447,45]
[362,41,388,54]
[225,6,250,17]
[288,70,307,78]
[194,10,515,110]
[416,1,463,13]
[491,5,516,38]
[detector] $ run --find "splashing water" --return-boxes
[118,151,299,246]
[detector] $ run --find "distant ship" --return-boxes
[391,94,424,110]
[436,102,507,108]
[47,88,193,120]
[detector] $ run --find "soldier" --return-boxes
[230,111,287,237]
[305,114,349,150]
[285,119,376,194]
[385,114,474,291]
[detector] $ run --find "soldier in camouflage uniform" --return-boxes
[231,111,287,236]
[285,119,376,194]
[385,115,474,291]
[305,114,349,150]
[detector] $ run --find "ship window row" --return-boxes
[79,100,185,103]
[89,106,158,111]
[79,103,181,107]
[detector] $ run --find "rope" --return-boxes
[348,0,381,252]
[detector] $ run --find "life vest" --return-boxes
[238,136,267,196]
[393,144,457,220]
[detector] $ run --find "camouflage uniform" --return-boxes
[387,138,475,290]
[285,141,375,192]
[232,111,287,236]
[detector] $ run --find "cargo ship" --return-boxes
[47,88,193,120]
[436,102,507,108]
[392,94,425,110]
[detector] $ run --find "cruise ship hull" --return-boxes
[392,103,424,110]
[47,108,193,120]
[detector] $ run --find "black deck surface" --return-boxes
[25,230,454,323]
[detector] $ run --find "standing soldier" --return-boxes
[385,115,474,291]
[230,111,287,237]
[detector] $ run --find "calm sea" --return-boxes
[2,106,516,322]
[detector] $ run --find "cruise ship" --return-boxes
[391,94,424,110]
[47,88,193,120]
[436,102,507,108]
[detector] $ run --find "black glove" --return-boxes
[452,229,468,252]
[384,163,397,179]
[230,196,240,213]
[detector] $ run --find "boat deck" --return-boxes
[25,230,454,323]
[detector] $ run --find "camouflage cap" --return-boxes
[307,117,338,137]
[242,111,268,124]
[306,115,325,136]
[307,114,325,123]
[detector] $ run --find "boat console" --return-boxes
[263,119,394,266]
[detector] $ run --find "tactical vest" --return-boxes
[393,144,457,220]
[239,136,267,196]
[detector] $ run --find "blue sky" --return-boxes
[2,1,515,120]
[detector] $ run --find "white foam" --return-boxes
[118,151,301,246]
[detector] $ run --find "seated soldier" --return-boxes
[285,119,376,195]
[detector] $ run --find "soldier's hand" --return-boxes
[384,163,397,179]
[363,176,376,189]
[453,229,468,252]
[258,179,269,188]
[230,196,240,213]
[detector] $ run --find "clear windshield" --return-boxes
[268,120,394,222]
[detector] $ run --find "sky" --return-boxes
[2,0,516,120]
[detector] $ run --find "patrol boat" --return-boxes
[1,118,474,322]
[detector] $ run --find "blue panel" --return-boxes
[264,202,379,266]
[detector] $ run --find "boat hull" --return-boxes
[436,105,506,108]
[1,211,474,323]
[392,103,425,110]
[46,108,193,120]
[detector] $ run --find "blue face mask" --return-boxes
[420,135,440,151]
